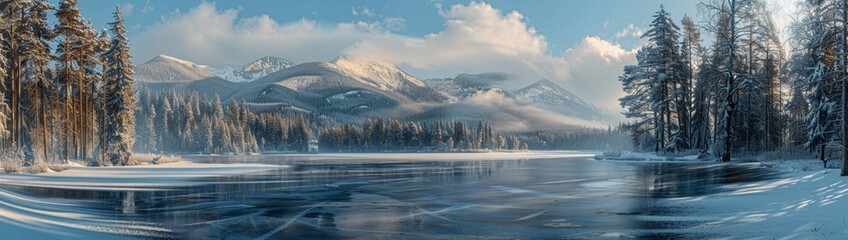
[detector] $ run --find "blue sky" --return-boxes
[75,0,698,54]
[62,0,794,113]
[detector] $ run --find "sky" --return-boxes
[66,0,798,115]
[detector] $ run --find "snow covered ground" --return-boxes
[666,159,848,239]
[598,151,848,238]
[222,151,598,162]
[600,151,701,161]
[0,161,283,191]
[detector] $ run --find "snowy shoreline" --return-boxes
[594,151,848,238]
[0,160,284,191]
[0,152,595,191]
[668,159,848,238]
[205,151,599,161]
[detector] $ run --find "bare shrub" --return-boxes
[25,162,49,174]
[152,155,182,165]
[2,160,21,173]
[49,164,70,172]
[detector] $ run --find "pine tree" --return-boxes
[78,20,105,160]
[619,5,687,153]
[1,0,32,154]
[102,6,136,166]
[200,115,213,153]
[145,102,156,152]
[786,83,810,148]
[681,14,702,149]
[620,48,656,151]
[0,12,8,141]
[692,50,714,151]
[96,28,111,164]
[20,0,53,164]
[288,115,310,152]
[643,5,684,151]
[54,0,86,160]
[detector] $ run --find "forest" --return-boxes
[618,0,848,175]
[318,119,527,152]
[0,1,136,169]
[134,89,531,154]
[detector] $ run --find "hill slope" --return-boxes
[135,55,216,83]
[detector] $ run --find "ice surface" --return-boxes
[0,153,843,239]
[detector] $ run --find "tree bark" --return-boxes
[841,0,848,176]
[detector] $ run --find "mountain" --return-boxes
[208,56,295,82]
[424,73,512,101]
[423,75,609,123]
[135,55,216,82]
[406,89,603,131]
[136,55,295,83]
[134,54,611,130]
[227,56,449,117]
[515,79,608,121]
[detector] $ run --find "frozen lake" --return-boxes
[0,153,779,239]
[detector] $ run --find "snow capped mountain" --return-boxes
[136,54,612,129]
[515,79,608,121]
[417,74,611,127]
[136,55,294,83]
[245,55,448,103]
[208,56,295,82]
[425,73,512,100]
[135,55,216,82]
[327,55,427,90]
[214,55,450,118]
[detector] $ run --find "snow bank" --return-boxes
[668,159,848,238]
[0,161,283,191]
[595,151,701,162]
[194,151,598,163]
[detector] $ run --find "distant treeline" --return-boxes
[137,90,528,154]
[136,89,313,154]
[511,126,632,151]
[319,119,527,152]
[140,89,632,154]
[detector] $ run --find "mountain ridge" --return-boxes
[135,55,610,130]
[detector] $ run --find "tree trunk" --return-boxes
[723,0,737,162]
[842,0,848,176]
[40,84,49,163]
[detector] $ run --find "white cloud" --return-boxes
[615,23,644,39]
[132,1,636,115]
[361,7,375,17]
[132,2,388,66]
[343,2,635,113]
[142,0,155,14]
[351,6,377,17]
[120,3,134,16]
[561,37,637,115]
[380,17,405,31]
[344,1,557,82]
